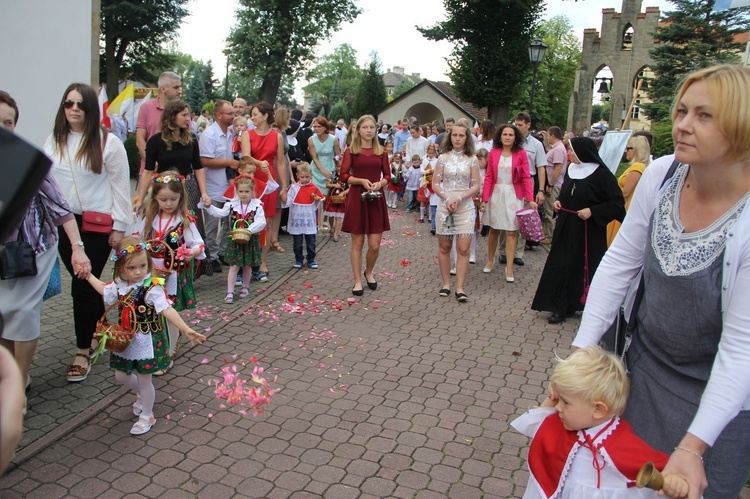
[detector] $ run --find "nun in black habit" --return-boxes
[531,137,625,324]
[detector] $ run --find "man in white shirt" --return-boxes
[335,119,347,151]
[199,99,238,272]
[405,125,429,160]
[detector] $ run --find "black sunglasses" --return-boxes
[625,147,633,151]
[63,100,85,110]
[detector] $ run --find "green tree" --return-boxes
[509,15,582,128]
[305,44,361,110]
[183,60,217,113]
[226,0,360,105]
[328,99,350,123]
[352,53,387,119]
[649,119,675,159]
[390,79,417,101]
[643,0,750,122]
[419,0,544,124]
[591,103,603,123]
[100,0,190,101]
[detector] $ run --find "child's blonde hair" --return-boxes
[392,154,402,163]
[238,156,256,174]
[476,147,489,159]
[233,115,248,128]
[235,175,255,193]
[113,236,154,279]
[296,162,312,175]
[144,170,191,235]
[550,346,629,416]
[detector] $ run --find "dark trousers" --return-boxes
[58,215,110,350]
[293,233,316,263]
[406,190,418,211]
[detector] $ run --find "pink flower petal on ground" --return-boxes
[201,358,209,364]
[208,413,213,418]
[166,414,171,420]
[204,327,211,332]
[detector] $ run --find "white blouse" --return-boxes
[44,131,133,232]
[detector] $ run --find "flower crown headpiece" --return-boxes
[236,174,255,181]
[152,174,185,184]
[111,242,151,262]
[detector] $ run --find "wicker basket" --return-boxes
[146,239,176,279]
[230,219,252,245]
[94,302,136,354]
[330,192,346,204]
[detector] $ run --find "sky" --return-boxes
[175,0,673,101]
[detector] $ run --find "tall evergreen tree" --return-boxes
[352,54,387,119]
[643,0,750,122]
[419,0,545,124]
[226,0,360,104]
[183,60,217,113]
[100,0,189,100]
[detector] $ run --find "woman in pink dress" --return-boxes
[340,115,391,296]
[240,101,288,279]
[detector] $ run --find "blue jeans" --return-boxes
[431,205,437,230]
[406,190,418,211]
[293,234,316,263]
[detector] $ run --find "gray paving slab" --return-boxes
[0,203,640,497]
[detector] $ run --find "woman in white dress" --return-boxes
[480,124,536,282]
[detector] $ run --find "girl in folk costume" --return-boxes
[511,347,688,499]
[222,157,279,249]
[323,162,349,242]
[201,175,266,303]
[418,144,439,222]
[135,171,205,371]
[284,162,325,268]
[87,237,205,435]
[386,153,404,209]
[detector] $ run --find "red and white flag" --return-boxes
[98,86,111,128]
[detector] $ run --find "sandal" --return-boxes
[132,399,143,416]
[153,360,174,377]
[270,242,286,253]
[438,288,451,297]
[455,292,469,302]
[130,415,156,435]
[66,353,90,382]
[224,292,234,304]
[239,286,250,299]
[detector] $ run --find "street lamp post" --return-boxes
[528,38,548,121]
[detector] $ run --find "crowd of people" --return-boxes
[1,62,750,498]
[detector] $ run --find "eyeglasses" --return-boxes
[625,147,633,151]
[63,100,84,110]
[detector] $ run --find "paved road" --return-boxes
[1,207,588,498]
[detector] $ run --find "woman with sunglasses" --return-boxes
[43,83,132,383]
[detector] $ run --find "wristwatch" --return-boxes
[72,241,85,247]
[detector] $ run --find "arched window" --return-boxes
[622,25,634,50]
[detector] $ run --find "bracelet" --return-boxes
[675,446,704,462]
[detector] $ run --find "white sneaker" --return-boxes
[450,268,456,275]
[469,256,476,264]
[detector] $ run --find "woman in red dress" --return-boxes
[240,101,288,279]
[340,115,391,296]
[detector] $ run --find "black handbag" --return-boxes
[600,276,644,358]
[0,225,38,279]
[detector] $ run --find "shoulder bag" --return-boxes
[0,223,38,280]
[68,132,114,234]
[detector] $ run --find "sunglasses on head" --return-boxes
[63,100,85,110]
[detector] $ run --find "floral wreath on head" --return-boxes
[152,173,185,184]
[235,174,255,182]
[111,242,151,262]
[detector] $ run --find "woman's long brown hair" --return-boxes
[53,83,107,174]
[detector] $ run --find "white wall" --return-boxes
[0,1,98,148]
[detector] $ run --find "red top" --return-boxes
[249,129,280,217]
[483,148,533,203]
[340,148,391,235]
